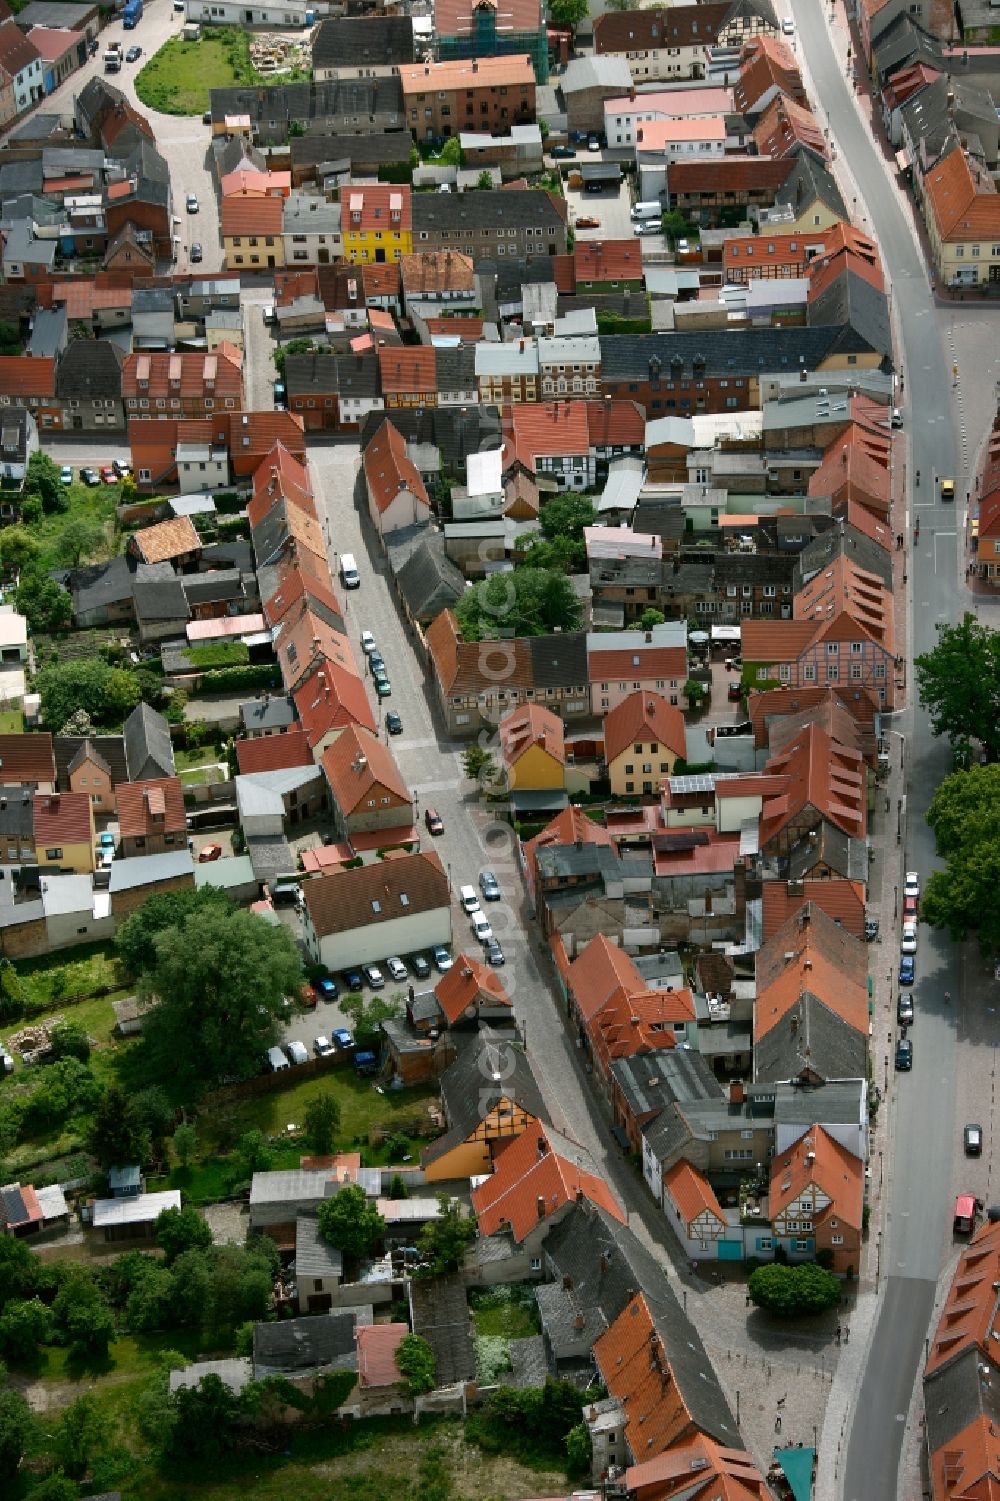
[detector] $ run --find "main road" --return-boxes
[792,5,962,1497]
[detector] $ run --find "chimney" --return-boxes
[645,631,652,643]
[537,1135,547,1156]
[573,1312,586,1330]
[536,1194,546,1219]
[730,1079,744,1105]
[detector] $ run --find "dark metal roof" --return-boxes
[412,190,565,233]
[311,15,414,69]
[600,327,843,381]
[55,340,123,401]
[754,993,868,1085]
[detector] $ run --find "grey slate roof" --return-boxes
[123,701,176,782]
[253,1307,371,1378]
[358,405,502,478]
[435,344,476,395]
[284,351,338,399]
[753,994,868,1085]
[785,821,867,883]
[212,136,267,179]
[529,631,588,690]
[132,575,190,625]
[507,1334,549,1388]
[240,694,296,734]
[793,524,893,592]
[182,569,244,607]
[0,159,43,196]
[0,787,35,840]
[290,132,411,173]
[408,1272,475,1385]
[69,555,137,615]
[808,267,891,361]
[294,1214,344,1281]
[312,14,414,69]
[923,1345,1000,1460]
[872,13,941,85]
[412,190,565,234]
[536,843,621,883]
[775,148,847,220]
[432,1030,545,1155]
[394,536,465,624]
[608,1050,713,1125]
[600,328,845,382]
[55,339,124,401]
[772,1078,864,1127]
[209,77,404,129]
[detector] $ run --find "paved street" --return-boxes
[36,0,222,274]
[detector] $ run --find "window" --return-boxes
[831,1234,844,1246]
[530,1257,542,1272]
[45,847,62,860]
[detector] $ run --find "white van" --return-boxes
[286,1040,309,1065]
[631,201,662,222]
[266,1045,289,1072]
[340,552,360,589]
[459,884,481,915]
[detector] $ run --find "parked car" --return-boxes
[425,807,444,835]
[900,921,918,955]
[485,938,505,967]
[864,919,879,941]
[59,465,73,485]
[965,1123,984,1156]
[902,895,918,921]
[286,1040,309,1065]
[409,953,432,979]
[98,832,115,849]
[587,135,601,151]
[894,1037,913,1071]
[113,458,131,478]
[360,630,377,656]
[311,976,338,1001]
[575,216,601,229]
[343,969,363,992]
[374,677,392,699]
[634,221,662,236]
[904,870,920,902]
[362,963,385,989]
[197,843,222,863]
[99,466,116,484]
[727,682,742,701]
[186,193,199,213]
[385,956,407,983]
[273,380,285,407]
[332,1027,354,1050]
[471,914,493,945]
[897,992,914,1026]
[125,45,142,61]
[432,945,453,972]
[368,651,385,677]
[385,710,403,736]
[479,870,501,901]
[313,1036,334,1058]
[551,145,576,159]
[190,242,203,263]
[202,110,212,125]
[899,954,915,985]
[459,884,481,915]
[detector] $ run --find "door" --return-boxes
[717,1239,743,1261]
[307,1292,332,1313]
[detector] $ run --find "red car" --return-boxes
[197,843,222,863]
[575,216,601,229]
[424,807,444,835]
[902,895,918,920]
[99,466,116,485]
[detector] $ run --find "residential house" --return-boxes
[235,765,326,838]
[399,55,535,141]
[33,791,94,871]
[355,1323,409,1411]
[603,690,686,797]
[602,82,733,149]
[54,340,124,432]
[758,721,867,865]
[594,2,775,83]
[587,624,688,716]
[561,55,633,134]
[221,195,285,273]
[321,724,412,840]
[292,1214,343,1314]
[207,78,405,147]
[363,418,431,537]
[400,250,476,315]
[0,734,56,792]
[122,347,244,422]
[54,736,126,815]
[509,401,591,489]
[732,33,805,116]
[108,849,195,923]
[115,777,187,859]
[0,356,58,429]
[421,1029,545,1182]
[0,20,42,113]
[240,694,296,739]
[754,904,869,1085]
[435,0,548,83]
[301,850,451,971]
[459,123,543,178]
[127,515,201,570]
[768,1124,863,1274]
[0,786,38,865]
[497,704,565,793]
[311,15,414,83]
[282,194,341,267]
[0,1180,69,1239]
[741,608,897,710]
[476,340,539,405]
[434,952,513,1030]
[129,413,306,490]
[340,185,412,265]
[235,729,311,777]
[123,702,176,782]
[410,190,566,260]
[920,142,1000,291]
[0,409,38,494]
[293,662,376,757]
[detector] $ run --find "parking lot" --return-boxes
[564,174,636,242]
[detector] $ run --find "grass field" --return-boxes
[470,1288,540,1340]
[15,941,125,1008]
[31,480,120,570]
[0,706,23,732]
[135,30,259,115]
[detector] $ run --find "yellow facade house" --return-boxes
[603,689,686,799]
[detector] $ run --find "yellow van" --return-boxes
[941,478,955,500]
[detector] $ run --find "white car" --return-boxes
[385,956,407,983]
[313,1036,334,1057]
[459,884,481,915]
[471,914,493,945]
[904,870,920,900]
[901,923,918,955]
[781,15,794,34]
[362,963,385,989]
[360,630,377,656]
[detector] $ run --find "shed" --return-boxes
[91,1189,181,1241]
[108,1164,142,1198]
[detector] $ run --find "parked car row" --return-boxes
[73,459,131,486]
[309,947,448,1002]
[456,872,504,964]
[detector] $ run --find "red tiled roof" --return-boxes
[624,1435,771,1501]
[594,3,729,54]
[668,156,793,194]
[498,702,564,768]
[585,399,644,449]
[925,143,1000,242]
[123,347,243,403]
[221,195,283,237]
[130,515,200,565]
[511,401,589,470]
[794,553,893,651]
[594,1292,700,1460]
[752,93,827,159]
[755,903,868,1043]
[769,1124,863,1231]
[356,1322,408,1387]
[761,721,866,844]
[434,951,511,1025]
[471,1122,624,1241]
[588,641,687,681]
[377,345,436,396]
[664,1159,725,1228]
[568,934,645,1025]
[0,19,40,76]
[762,876,865,942]
[0,356,54,398]
[114,777,186,839]
[603,690,685,766]
[734,33,804,114]
[340,183,412,234]
[23,25,76,61]
[574,239,645,284]
[293,662,376,745]
[33,791,92,848]
[235,729,312,775]
[321,724,410,815]
[522,804,614,898]
[400,250,474,295]
[0,733,55,785]
[275,606,355,693]
[363,418,430,516]
[53,283,133,317]
[362,261,401,301]
[263,562,343,630]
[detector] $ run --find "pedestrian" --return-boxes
[836,1324,842,1345]
[844,1326,850,1345]
[775,1414,782,1434]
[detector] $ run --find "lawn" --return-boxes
[179,764,225,786]
[210,1071,437,1150]
[14,941,125,1009]
[470,1286,540,1340]
[175,744,226,771]
[0,706,23,732]
[135,30,261,115]
[29,480,120,570]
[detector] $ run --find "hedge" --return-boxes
[199,663,280,692]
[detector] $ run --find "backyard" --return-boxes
[31,478,120,571]
[135,29,284,115]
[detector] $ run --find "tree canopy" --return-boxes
[923,764,1000,954]
[747,1263,841,1316]
[87,1083,151,1170]
[395,1333,436,1395]
[915,614,1000,761]
[316,1184,385,1259]
[547,0,588,30]
[155,1206,214,1265]
[117,887,233,975]
[143,905,303,1087]
[455,567,582,641]
[413,1194,477,1278]
[37,659,147,732]
[15,567,73,634]
[303,1093,341,1156]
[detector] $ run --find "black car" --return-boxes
[342,968,363,992]
[897,991,914,1026]
[368,651,385,678]
[190,242,203,263]
[125,45,142,61]
[895,1037,913,1071]
[409,953,431,979]
[551,145,576,159]
[80,467,100,487]
[485,938,505,967]
[479,870,501,901]
[964,1123,984,1156]
[864,920,879,942]
[385,710,403,736]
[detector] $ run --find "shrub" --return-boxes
[199,664,280,693]
[747,1262,840,1317]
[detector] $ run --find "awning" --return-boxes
[774,1446,815,1501]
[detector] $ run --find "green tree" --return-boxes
[0,524,40,573]
[51,1393,110,1481]
[28,1473,80,1501]
[915,615,1000,761]
[661,208,694,245]
[37,659,145,732]
[0,1385,34,1478]
[53,1271,115,1358]
[155,1206,213,1265]
[338,990,400,1045]
[0,1234,38,1304]
[476,169,493,189]
[521,532,585,575]
[49,1020,91,1063]
[170,1248,214,1328]
[438,136,462,166]
[462,743,496,782]
[395,1332,436,1395]
[134,1085,174,1153]
[684,678,708,707]
[0,956,22,1021]
[547,0,588,30]
[143,905,304,1087]
[53,518,104,569]
[538,493,596,544]
[747,1262,841,1316]
[413,1194,477,1277]
[15,567,73,634]
[168,1373,247,1461]
[316,1184,385,1259]
[25,451,67,515]
[273,337,321,380]
[922,765,1000,954]
[565,1420,592,1475]
[455,567,582,641]
[116,887,231,975]
[303,1092,341,1155]
[88,1083,151,1170]
[639,607,666,630]
[172,1121,198,1166]
[0,1296,54,1362]
[232,1128,273,1182]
